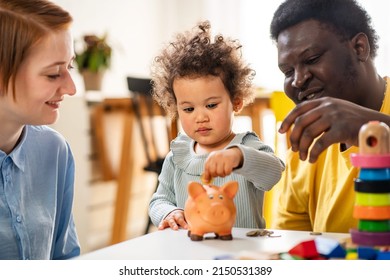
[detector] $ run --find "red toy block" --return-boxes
[288,240,319,259]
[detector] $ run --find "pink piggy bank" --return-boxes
[184,181,238,241]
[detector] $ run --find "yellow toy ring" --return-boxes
[355,192,390,206]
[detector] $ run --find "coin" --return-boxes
[246,229,276,237]
[246,230,261,237]
[259,229,274,236]
[201,174,214,185]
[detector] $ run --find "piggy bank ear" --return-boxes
[220,181,239,199]
[188,181,206,199]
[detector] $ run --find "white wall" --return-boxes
[53,0,390,95]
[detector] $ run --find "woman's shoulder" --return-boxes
[28,125,65,140]
[26,125,70,150]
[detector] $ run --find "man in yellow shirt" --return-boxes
[270,0,390,233]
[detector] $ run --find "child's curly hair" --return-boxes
[151,20,256,119]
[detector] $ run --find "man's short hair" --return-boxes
[270,0,379,58]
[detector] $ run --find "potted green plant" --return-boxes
[75,34,112,91]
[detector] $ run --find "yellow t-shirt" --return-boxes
[274,76,390,233]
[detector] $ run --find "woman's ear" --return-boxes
[352,32,370,62]
[232,97,243,113]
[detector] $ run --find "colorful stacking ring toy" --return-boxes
[350,121,390,250]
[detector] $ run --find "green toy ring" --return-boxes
[358,219,390,232]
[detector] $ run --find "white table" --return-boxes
[76,228,349,260]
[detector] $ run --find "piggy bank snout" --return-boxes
[203,203,232,225]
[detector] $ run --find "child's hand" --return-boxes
[202,147,243,183]
[158,209,188,230]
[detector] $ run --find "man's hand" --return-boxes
[279,97,389,163]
